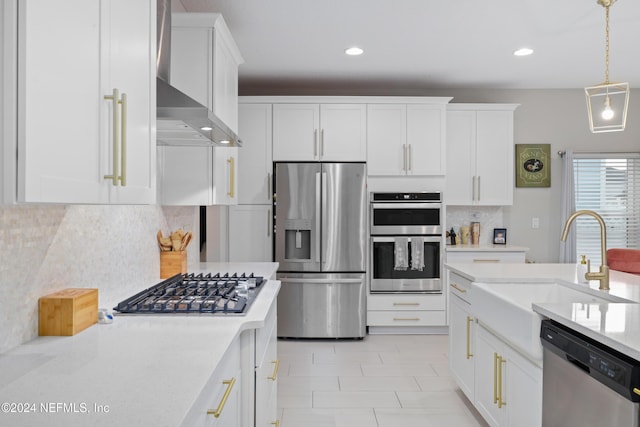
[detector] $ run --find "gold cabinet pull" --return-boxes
[498,356,506,408]
[267,209,271,237]
[451,283,467,293]
[320,128,325,157]
[408,144,412,171]
[493,352,499,404]
[268,359,280,381]
[634,388,640,396]
[466,316,473,359]
[227,156,235,198]
[473,259,500,263]
[392,302,420,306]
[393,317,420,321]
[103,88,120,185]
[207,377,236,418]
[119,92,127,186]
[271,421,280,427]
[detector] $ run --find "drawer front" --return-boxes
[182,338,242,427]
[367,293,445,311]
[367,310,446,326]
[256,329,278,427]
[446,251,526,263]
[256,299,277,364]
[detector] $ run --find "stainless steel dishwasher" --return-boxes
[541,319,640,427]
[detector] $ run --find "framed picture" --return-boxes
[493,228,507,245]
[515,144,551,187]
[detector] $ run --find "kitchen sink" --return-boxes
[472,281,626,361]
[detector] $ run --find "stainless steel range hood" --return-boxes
[156,0,241,147]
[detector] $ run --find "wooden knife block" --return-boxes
[39,288,98,336]
[160,251,187,278]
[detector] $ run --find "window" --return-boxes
[573,154,640,266]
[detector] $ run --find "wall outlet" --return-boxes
[532,217,540,229]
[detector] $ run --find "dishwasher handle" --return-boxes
[566,355,590,374]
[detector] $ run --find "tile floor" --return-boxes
[276,333,489,427]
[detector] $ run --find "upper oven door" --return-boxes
[370,203,441,235]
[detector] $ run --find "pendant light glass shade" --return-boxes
[585,82,630,132]
[585,0,630,133]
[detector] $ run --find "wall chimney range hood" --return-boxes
[156,0,241,147]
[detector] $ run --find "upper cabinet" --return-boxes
[367,103,447,176]
[237,103,273,204]
[170,13,244,133]
[11,0,156,204]
[158,145,238,206]
[446,104,518,206]
[272,103,366,161]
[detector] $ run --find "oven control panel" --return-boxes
[371,192,441,202]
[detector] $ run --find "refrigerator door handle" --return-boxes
[321,172,327,268]
[315,172,321,263]
[279,278,364,284]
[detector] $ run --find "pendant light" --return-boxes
[584,0,630,133]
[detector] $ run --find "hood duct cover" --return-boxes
[156,0,241,147]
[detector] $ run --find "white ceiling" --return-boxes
[174,0,640,94]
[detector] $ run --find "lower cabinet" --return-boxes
[182,336,243,427]
[449,292,475,401]
[474,324,542,427]
[367,294,446,329]
[255,301,278,427]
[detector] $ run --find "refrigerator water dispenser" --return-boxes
[284,219,312,260]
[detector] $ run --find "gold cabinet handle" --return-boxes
[207,377,236,418]
[267,209,271,237]
[320,128,325,157]
[451,283,467,293]
[498,356,506,408]
[493,352,499,404]
[104,88,120,185]
[393,317,420,321]
[227,156,235,198]
[634,388,640,396]
[271,421,280,427]
[408,144,412,171]
[473,259,500,263]
[314,129,318,158]
[119,92,127,186]
[267,172,271,202]
[392,302,420,306]
[466,316,473,359]
[268,359,280,381]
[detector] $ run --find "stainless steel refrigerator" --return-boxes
[274,162,367,338]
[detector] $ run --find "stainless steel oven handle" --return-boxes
[371,236,442,243]
[371,203,442,209]
[279,278,363,284]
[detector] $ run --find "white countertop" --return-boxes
[446,261,640,360]
[445,244,529,252]
[0,262,280,427]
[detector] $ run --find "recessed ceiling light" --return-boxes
[513,47,534,57]
[201,126,213,131]
[345,47,364,56]
[220,140,230,144]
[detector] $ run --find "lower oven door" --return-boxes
[370,236,442,293]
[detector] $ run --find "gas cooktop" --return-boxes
[113,272,265,315]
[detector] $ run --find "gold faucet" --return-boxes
[560,210,609,290]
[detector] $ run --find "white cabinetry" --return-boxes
[446,105,517,205]
[367,103,446,176]
[446,248,527,264]
[448,273,475,401]
[228,205,272,262]
[367,294,446,330]
[237,103,272,204]
[158,146,238,205]
[171,13,243,133]
[475,324,542,427]
[182,335,242,427]
[15,0,155,204]
[272,103,366,161]
[255,301,278,427]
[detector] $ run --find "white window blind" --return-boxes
[573,154,640,267]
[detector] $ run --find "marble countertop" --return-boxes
[0,262,280,427]
[446,261,640,360]
[445,244,529,252]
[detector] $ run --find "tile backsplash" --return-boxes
[0,204,199,353]
[446,206,504,245]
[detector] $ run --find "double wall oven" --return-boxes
[369,192,443,293]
